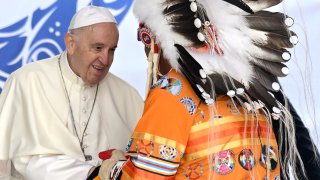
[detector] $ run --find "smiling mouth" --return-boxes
[92,65,105,71]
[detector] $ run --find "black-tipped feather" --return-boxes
[252,59,288,77]
[178,61,208,101]
[246,81,279,111]
[246,11,295,50]
[243,0,283,12]
[246,11,289,36]
[252,66,280,92]
[222,0,254,14]
[163,1,210,47]
[175,44,204,77]
[208,74,245,95]
[209,73,280,113]
[252,45,289,63]
[257,31,294,49]
[175,44,213,102]
[164,0,187,7]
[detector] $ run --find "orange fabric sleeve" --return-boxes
[121,88,195,179]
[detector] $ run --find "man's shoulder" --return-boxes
[11,55,59,77]
[6,55,59,89]
[101,73,140,94]
[2,55,60,94]
[104,73,134,88]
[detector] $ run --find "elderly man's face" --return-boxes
[65,22,119,85]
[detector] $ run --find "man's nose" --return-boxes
[99,50,110,65]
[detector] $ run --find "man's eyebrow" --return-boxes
[91,43,118,49]
[92,43,105,46]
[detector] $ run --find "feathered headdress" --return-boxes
[134,0,297,109]
[134,0,303,179]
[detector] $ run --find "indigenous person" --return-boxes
[0,6,143,179]
[94,0,320,180]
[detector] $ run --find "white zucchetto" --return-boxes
[68,6,117,30]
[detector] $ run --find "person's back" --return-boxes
[121,70,281,179]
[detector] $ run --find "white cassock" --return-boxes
[0,52,144,179]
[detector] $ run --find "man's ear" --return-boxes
[64,33,75,55]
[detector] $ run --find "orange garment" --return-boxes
[121,71,280,179]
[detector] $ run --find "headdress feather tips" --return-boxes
[133,0,297,109]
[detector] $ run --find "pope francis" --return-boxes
[0,6,143,180]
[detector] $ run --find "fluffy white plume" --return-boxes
[197,0,254,85]
[133,0,181,70]
[134,0,255,86]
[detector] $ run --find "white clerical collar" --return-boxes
[60,51,86,85]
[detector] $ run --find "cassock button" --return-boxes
[82,109,87,113]
[82,96,87,101]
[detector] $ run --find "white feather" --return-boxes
[134,0,255,86]
[245,29,269,44]
[197,0,254,85]
[134,0,185,70]
[249,45,280,61]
